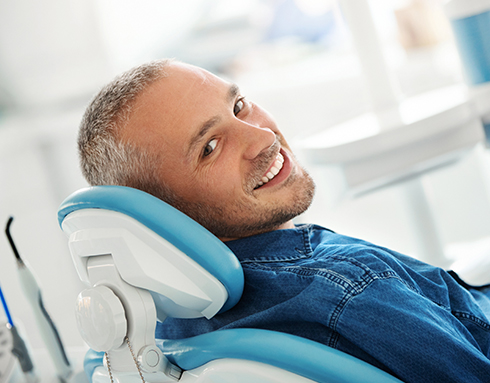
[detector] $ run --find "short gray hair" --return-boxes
[78,58,180,204]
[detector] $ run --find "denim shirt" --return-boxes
[156,224,490,382]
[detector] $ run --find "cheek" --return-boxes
[199,160,245,200]
[204,167,239,192]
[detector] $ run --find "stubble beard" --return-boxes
[173,155,316,240]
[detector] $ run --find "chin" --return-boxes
[222,176,315,239]
[176,168,315,240]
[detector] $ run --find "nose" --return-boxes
[237,121,277,160]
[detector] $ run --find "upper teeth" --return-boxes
[257,153,284,187]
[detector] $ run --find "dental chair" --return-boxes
[58,185,402,383]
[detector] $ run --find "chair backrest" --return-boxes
[58,185,244,319]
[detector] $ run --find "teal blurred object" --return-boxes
[450,9,490,85]
[445,0,490,144]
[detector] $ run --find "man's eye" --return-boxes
[234,98,245,115]
[203,138,218,157]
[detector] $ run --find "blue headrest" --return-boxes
[58,185,244,313]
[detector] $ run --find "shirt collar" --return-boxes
[224,224,314,263]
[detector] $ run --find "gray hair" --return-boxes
[78,58,180,204]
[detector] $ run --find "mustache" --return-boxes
[245,139,281,192]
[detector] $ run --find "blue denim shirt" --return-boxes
[156,224,490,382]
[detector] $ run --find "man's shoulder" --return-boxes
[239,225,399,289]
[226,223,422,284]
[309,225,419,279]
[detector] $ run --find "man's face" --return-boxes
[121,62,315,240]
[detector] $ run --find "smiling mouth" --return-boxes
[254,152,284,189]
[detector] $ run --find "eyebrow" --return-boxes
[186,83,240,159]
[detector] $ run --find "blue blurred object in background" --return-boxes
[265,0,339,45]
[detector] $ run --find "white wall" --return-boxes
[0,109,88,351]
[0,0,110,110]
[0,0,107,351]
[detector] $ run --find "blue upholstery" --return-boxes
[162,329,403,382]
[84,329,402,383]
[58,186,244,313]
[83,349,105,381]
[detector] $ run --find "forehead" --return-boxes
[121,62,228,149]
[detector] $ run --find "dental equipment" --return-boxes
[0,322,16,382]
[0,283,37,382]
[5,217,72,382]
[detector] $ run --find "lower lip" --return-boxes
[258,149,293,190]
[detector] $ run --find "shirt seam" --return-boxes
[243,262,420,295]
[452,311,490,331]
[240,253,310,263]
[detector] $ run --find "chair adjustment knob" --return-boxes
[75,285,127,351]
[138,345,165,373]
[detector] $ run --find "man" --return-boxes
[79,59,490,382]
[79,58,314,240]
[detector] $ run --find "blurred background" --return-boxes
[1,0,490,367]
